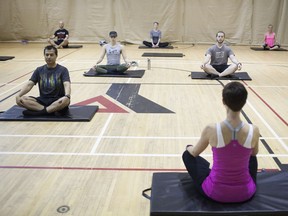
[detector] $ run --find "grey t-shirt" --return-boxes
[206,44,234,65]
[106,43,121,65]
[150,30,162,44]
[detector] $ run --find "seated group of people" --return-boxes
[16,20,269,204]
[17,22,281,117]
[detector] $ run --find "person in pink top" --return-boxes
[182,82,260,203]
[263,24,281,50]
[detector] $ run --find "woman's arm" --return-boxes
[187,125,211,157]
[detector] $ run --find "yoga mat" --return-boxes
[142,53,184,57]
[64,45,83,49]
[0,105,98,122]
[250,47,287,51]
[138,46,174,49]
[146,172,288,216]
[0,56,15,61]
[191,72,252,80]
[83,69,145,78]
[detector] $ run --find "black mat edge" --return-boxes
[191,72,252,80]
[0,105,98,122]
[83,69,145,78]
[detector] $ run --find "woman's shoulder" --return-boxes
[203,123,217,134]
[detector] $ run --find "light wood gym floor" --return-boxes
[0,42,287,216]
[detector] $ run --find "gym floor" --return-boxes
[0,42,287,215]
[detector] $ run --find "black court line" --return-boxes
[0,90,20,104]
[217,80,287,171]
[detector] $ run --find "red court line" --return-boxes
[0,166,279,172]
[243,81,288,127]
[0,166,185,172]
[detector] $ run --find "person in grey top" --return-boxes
[201,31,242,77]
[91,31,130,74]
[143,22,169,48]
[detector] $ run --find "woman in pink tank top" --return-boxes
[182,82,260,203]
[263,24,281,50]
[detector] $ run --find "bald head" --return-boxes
[59,21,64,29]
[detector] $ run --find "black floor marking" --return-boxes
[57,205,70,213]
[106,84,174,113]
[0,90,20,103]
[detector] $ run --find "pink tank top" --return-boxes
[202,122,256,203]
[265,32,275,47]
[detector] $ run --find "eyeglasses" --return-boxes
[110,36,116,38]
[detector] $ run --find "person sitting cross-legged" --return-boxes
[201,31,242,77]
[16,45,71,116]
[91,31,131,75]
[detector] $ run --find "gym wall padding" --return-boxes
[0,0,287,45]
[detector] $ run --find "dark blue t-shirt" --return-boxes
[30,64,70,98]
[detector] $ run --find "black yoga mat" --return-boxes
[83,69,145,78]
[0,105,98,122]
[146,172,288,216]
[138,46,174,49]
[142,53,184,57]
[191,72,252,80]
[0,56,15,61]
[64,45,83,49]
[250,47,287,51]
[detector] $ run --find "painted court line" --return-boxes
[0,151,287,158]
[0,134,287,140]
[244,80,288,127]
[246,99,288,153]
[90,113,114,154]
[0,166,280,172]
[89,73,134,153]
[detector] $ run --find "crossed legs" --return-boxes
[202,64,238,77]
[17,95,70,115]
[93,64,130,74]
[48,39,69,48]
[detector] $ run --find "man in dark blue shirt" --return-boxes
[16,46,71,116]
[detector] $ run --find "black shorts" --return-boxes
[212,64,229,73]
[30,96,61,107]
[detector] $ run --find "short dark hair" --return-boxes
[44,45,58,56]
[153,21,159,25]
[216,31,225,37]
[222,82,247,112]
[109,31,117,37]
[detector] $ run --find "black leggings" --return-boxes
[143,41,169,48]
[263,44,281,50]
[96,64,129,74]
[182,150,258,198]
